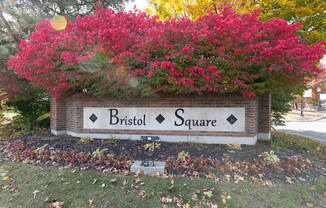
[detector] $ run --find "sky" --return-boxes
[125,0,148,11]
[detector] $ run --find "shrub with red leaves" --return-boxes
[4,5,325,99]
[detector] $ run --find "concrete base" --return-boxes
[130,161,166,175]
[51,129,258,145]
[257,133,271,140]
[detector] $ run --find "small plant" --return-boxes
[143,142,160,151]
[227,143,242,150]
[80,136,94,143]
[178,151,190,161]
[189,142,206,150]
[259,151,280,163]
[104,138,118,144]
[270,140,291,149]
[36,144,48,152]
[92,148,108,157]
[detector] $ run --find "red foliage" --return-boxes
[5,5,326,98]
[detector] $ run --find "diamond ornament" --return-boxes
[89,114,98,123]
[155,114,165,124]
[226,114,237,125]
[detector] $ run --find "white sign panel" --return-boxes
[84,107,245,132]
[303,89,312,99]
[320,93,326,101]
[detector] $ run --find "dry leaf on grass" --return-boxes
[110,178,117,183]
[135,178,142,184]
[2,176,9,181]
[285,176,295,184]
[161,195,172,203]
[206,173,216,179]
[33,190,40,198]
[306,203,314,208]
[192,193,198,201]
[49,201,64,208]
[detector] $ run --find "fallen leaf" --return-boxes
[167,185,174,191]
[110,178,117,183]
[192,193,198,201]
[136,170,144,175]
[33,190,40,198]
[306,203,314,208]
[204,191,213,198]
[44,196,50,202]
[285,176,294,184]
[2,176,9,181]
[89,199,94,205]
[222,198,226,204]
[92,179,97,184]
[183,203,190,208]
[323,192,326,197]
[206,173,216,179]
[298,177,306,182]
[138,190,146,197]
[161,196,172,203]
[135,178,142,184]
[49,201,64,208]
[211,203,218,208]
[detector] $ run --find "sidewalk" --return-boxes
[284,109,326,122]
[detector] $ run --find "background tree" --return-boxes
[147,0,259,20]
[147,0,325,44]
[259,0,325,44]
[147,0,326,125]
[0,0,130,133]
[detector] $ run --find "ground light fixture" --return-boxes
[141,136,160,167]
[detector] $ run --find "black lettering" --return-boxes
[174,108,184,126]
[211,120,217,126]
[192,120,199,126]
[185,119,191,130]
[133,117,137,125]
[109,109,119,125]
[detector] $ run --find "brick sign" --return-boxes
[83,107,245,132]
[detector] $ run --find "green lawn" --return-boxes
[271,131,326,161]
[0,161,325,208]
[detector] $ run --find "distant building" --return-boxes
[300,67,326,111]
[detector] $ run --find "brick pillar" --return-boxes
[257,93,271,140]
[50,97,66,135]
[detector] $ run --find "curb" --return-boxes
[285,116,326,122]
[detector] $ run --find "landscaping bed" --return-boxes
[0,132,325,185]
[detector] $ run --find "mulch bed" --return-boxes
[0,134,325,184]
[0,134,317,161]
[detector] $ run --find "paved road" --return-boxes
[275,118,326,143]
